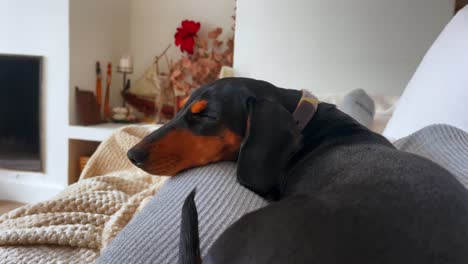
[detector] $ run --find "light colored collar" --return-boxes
[292,90,319,131]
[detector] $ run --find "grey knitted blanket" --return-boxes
[97,162,267,264]
[394,124,468,188]
[98,124,468,263]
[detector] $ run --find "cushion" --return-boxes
[319,93,398,134]
[97,162,267,264]
[338,88,375,129]
[383,6,468,140]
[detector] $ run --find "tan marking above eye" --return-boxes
[190,100,208,114]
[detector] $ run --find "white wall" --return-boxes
[130,0,236,78]
[0,0,69,202]
[234,0,454,95]
[69,0,131,125]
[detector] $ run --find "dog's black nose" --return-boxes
[127,147,148,167]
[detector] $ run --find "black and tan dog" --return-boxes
[128,78,468,264]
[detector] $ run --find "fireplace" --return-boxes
[0,55,42,172]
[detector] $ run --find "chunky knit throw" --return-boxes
[0,125,167,264]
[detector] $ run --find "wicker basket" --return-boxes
[79,156,90,173]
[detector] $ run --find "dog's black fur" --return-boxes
[143,78,468,264]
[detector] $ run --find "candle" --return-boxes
[119,54,133,69]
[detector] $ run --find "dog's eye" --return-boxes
[192,111,218,121]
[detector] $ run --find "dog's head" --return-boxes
[127,78,303,199]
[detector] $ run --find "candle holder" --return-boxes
[117,65,133,106]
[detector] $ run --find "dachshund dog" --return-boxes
[127,78,468,264]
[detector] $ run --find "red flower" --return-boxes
[174,20,201,54]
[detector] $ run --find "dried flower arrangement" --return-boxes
[122,12,236,124]
[170,19,235,108]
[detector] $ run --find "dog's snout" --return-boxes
[127,147,148,167]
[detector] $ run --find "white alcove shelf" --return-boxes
[68,0,135,184]
[68,123,134,142]
[67,0,236,184]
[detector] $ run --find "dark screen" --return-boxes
[0,55,42,171]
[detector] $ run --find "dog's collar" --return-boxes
[292,90,319,131]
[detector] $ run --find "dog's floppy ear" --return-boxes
[237,98,302,200]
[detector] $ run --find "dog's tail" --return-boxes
[179,188,202,264]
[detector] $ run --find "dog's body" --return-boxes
[128,78,468,264]
[202,108,468,264]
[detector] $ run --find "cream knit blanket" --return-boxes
[0,125,167,264]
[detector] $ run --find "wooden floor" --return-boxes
[0,200,24,214]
